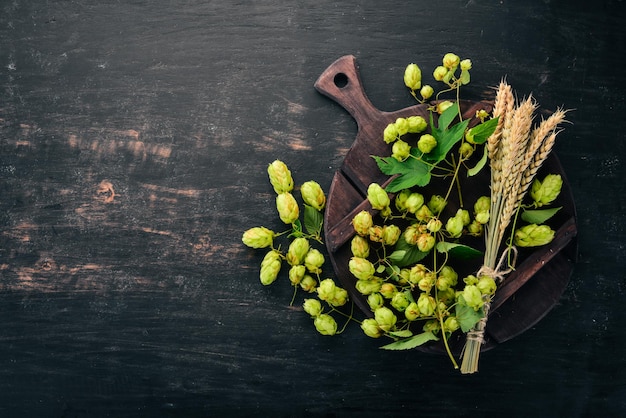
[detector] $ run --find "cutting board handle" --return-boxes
[314,55,382,128]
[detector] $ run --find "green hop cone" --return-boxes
[416,233,435,252]
[382,224,401,246]
[467,220,483,236]
[403,224,420,246]
[463,274,479,285]
[427,195,447,214]
[361,318,383,338]
[288,264,306,286]
[477,275,497,295]
[417,293,436,317]
[303,298,322,317]
[465,127,477,144]
[417,272,436,292]
[267,160,293,194]
[514,224,555,247]
[409,264,427,287]
[406,192,425,214]
[420,85,434,101]
[417,134,437,154]
[329,287,349,307]
[443,53,460,70]
[459,142,474,159]
[394,117,410,136]
[474,195,490,225]
[391,291,411,312]
[300,180,326,211]
[456,208,471,226]
[380,283,397,299]
[368,225,384,243]
[423,319,440,334]
[259,250,282,286]
[436,101,454,114]
[530,174,563,207]
[242,226,275,249]
[276,192,299,224]
[367,292,385,310]
[446,215,464,238]
[426,218,442,233]
[404,63,422,91]
[474,196,490,213]
[350,235,370,258]
[444,316,460,333]
[404,302,420,321]
[436,266,458,291]
[374,306,397,332]
[394,189,411,212]
[383,122,399,144]
[355,278,382,295]
[476,109,490,121]
[300,275,317,293]
[433,65,448,81]
[460,58,472,71]
[461,285,484,311]
[392,139,411,161]
[314,314,337,336]
[349,257,375,280]
[304,248,325,274]
[352,210,374,236]
[367,183,390,211]
[415,204,433,222]
[406,115,427,133]
[316,278,336,302]
[286,237,310,266]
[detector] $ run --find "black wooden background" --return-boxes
[1,1,625,417]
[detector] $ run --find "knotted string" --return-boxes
[476,246,518,284]
[465,246,519,346]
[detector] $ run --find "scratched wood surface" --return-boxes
[1,0,625,417]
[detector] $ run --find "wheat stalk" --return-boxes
[515,109,568,205]
[460,84,567,374]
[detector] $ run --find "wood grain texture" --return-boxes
[1,0,626,416]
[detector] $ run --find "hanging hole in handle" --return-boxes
[334,73,349,88]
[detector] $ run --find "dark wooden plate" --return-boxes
[316,55,578,354]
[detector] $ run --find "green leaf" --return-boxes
[455,295,484,332]
[373,149,432,192]
[380,331,439,350]
[424,115,469,164]
[467,144,488,177]
[388,250,407,264]
[303,205,323,237]
[460,69,470,85]
[391,236,430,267]
[521,206,562,224]
[436,241,483,260]
[389,330,413,338]
[468,117,499,145]
[437,102,460,131]
[289,219,303,238]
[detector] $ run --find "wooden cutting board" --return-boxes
[315,55,578,353]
